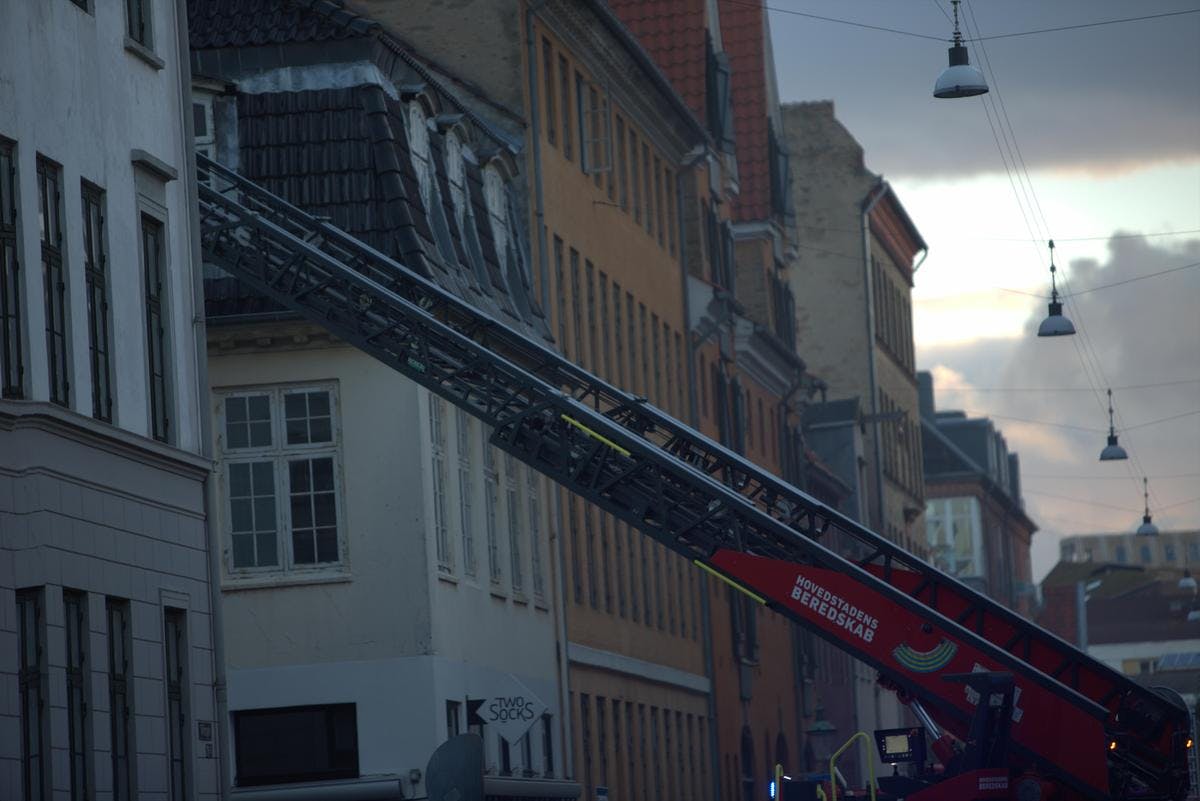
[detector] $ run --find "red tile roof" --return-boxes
[718,0,770,223]
[608,0,709,124]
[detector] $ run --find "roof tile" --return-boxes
[608,0,710,122]
[718,0,771,223]
[187,0,378,50]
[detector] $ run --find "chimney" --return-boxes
[917,371,936,420]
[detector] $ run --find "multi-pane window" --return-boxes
[18,589,47,801]
[82,183,113,421]
[579,695,593,798]
[615,117,628,211]
[599,272,611,380]
[38,157,69,406]
[482,165,508,272]
[569,249,583,366]
[588,86,602,187]
[456,408,477,577]
[220,387,343,572]
[568,495,582,604]
[64,590,90,801]
[558,55,572,161]
[408,102,433,209]
[651,315,661,406]
[574,72,587,175]
[665,168,677,255]
[585,506,598,609]
[596,696,609,791]
[642,144,653,238]
[528,470,545,600]
[1,138,23,398]
[654,156,665,246]
[164,608,190,801]
[430,396,453,573]
[639,304,650,402]
[585,261,597,369]
[541,714,554,776]
[126,0,151,47]
[612,282,624,389]
[553,236,567,355]
[107,598,136,801]
[505,453,523,593]
[599,513,612,614]
[674,333,684,417]
[444,131,467,229]
[629,129,641,223]
[141,214,170,441]
[542,39,556,146]
[193,95,215,162]
[925,496,984,578]
[483,427,502,584]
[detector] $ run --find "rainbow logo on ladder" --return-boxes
[893,639,958,673]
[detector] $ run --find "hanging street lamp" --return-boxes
[1136,477,1160,536]
[1037,240,1076,337]
[934,0,989,99]
[1098,389,1128,461]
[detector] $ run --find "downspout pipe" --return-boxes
[526,2,572,774]
[175,0,230,796]
[526,0,551,314]
[860,179,889,533]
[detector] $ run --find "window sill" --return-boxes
[437,572,459,586]
[512,593,528,606]
[223,570,352,592]
[490,583,507,600]
[125,36,165,70]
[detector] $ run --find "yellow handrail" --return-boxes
[829,731,876,801]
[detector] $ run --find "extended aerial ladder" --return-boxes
[195,154,1190,801]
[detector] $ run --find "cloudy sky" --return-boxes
[768,0,1200,580]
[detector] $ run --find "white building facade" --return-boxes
[1,1,223,800]
[189,1,569,796]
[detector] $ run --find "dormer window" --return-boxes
[407,101,432,209]
[445,130,466,227]
[483,164,508,266]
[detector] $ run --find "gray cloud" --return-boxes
[771,0,1200,178]
[916,234,1200,579]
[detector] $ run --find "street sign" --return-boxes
[465,675,547,745]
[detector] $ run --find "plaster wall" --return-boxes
[1,406,218,800]
[0,0,204,452]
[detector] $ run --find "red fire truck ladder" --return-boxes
[196,155,1189,801]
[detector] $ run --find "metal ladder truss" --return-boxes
[195,155,1187,799]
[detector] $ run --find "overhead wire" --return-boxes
[957,1,1171,512]
[932,378,1200,393]
[742,2,1200,43]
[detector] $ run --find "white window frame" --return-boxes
[192,93,215,159]
[407,101,433,210]
[505,452,524,597]
[528,470,545,604]
[483,425,502,587]
[925,496,984,579]
[482,164,508,267]
[429,393,454,575]
[216,384,347,579]
[444,129,467,228]
[455,407,477,578]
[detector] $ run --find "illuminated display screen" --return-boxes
[884,734,911,755]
